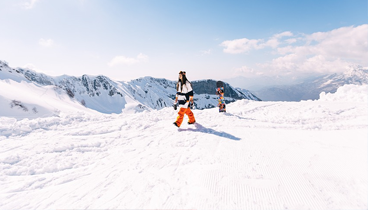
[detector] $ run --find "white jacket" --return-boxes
[176,81,193,108]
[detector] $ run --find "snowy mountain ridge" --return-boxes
[254,66,368,101]
[318,67,368,88]
[0,60,260,117]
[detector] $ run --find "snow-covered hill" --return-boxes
[0,62,96,119]
[254,66,368,101]
[0,61,260,116]
[0,85,367,209]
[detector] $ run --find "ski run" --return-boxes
[0,84,367,210]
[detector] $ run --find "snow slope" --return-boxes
[0,79,96,120]
[0,60,97,119]
[0,85,367,210]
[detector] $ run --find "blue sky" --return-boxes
[0,0,367,86]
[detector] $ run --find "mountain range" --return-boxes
[0,60,260,117]
[1,59,366,117]
[253,67,368,101]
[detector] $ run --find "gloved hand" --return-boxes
[189,101,194,109]
[173,103,177,110]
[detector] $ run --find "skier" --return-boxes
[173,71,196,127]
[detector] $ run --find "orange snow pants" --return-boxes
[175,107,195,127]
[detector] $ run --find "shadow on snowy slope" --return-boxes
[179,123,241,141]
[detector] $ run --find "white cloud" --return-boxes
[39,38,55,47]
[220,38,260,54]
[22,0,40,9]
[230,24,368,76]
[264,24,368,74]
[108,53,148,67]
[234,65,264,77]
[273,31,293,39]
[220,31,293,54]
[285,38,297,44]
[260,31,294,49]
[200,49,212,55]
[260,38,279,49]
[307,24,368,62]
[137,53,148,61]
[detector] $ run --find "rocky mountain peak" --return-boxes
[1,60,260,113]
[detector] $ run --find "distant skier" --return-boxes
[173,71,196,127]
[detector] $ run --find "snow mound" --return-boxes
[319,84,368,102]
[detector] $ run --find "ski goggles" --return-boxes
[179,71,186,75]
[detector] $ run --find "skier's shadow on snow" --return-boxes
[179,123,241,141]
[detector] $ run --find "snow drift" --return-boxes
[319,84,368,102]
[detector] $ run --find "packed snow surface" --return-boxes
[0,85,367,209]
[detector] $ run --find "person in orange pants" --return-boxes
[173,71,196,127]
